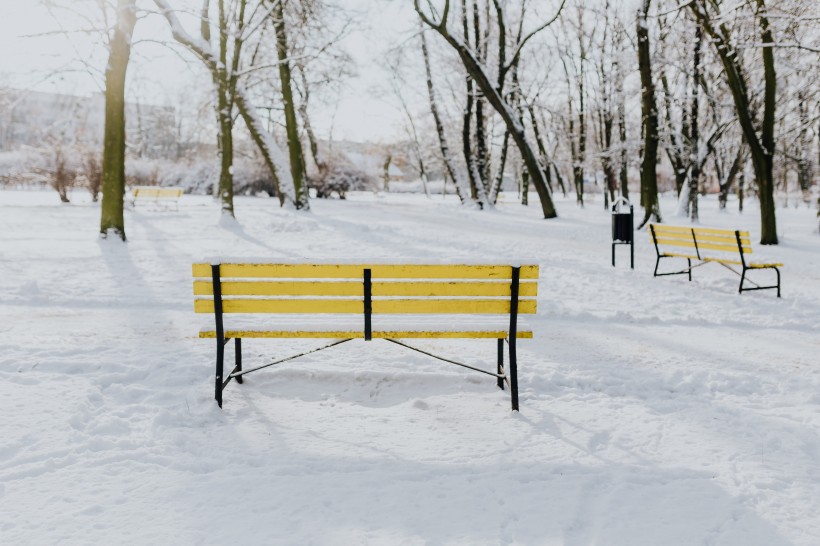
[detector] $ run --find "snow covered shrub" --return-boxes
[308,164,375,199]
[232,156,276,197]
[84,152,102,202]
[125,157,160,187]
[50,147,77,203]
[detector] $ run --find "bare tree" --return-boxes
[153,0,297,213]
[420,24,475,204]
[272,0,308,208]
[636,0,661,228]
[688,0,778,244]
[415,0,563,219]
[99,0,137,239]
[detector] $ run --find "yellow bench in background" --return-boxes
[131,186,183,210]
[649,224,782,297]
[192,263,539,410]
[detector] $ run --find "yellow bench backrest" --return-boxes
[649,224,752,255]
[133,187,183,199]
[192,263,538,315]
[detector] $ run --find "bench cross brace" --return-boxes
[228,338,354,379]
[383,338,503,379]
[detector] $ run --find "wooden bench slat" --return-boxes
[192,263,539,280]
[651,230,750,246]
[199,330,534,339]
[194,280,363,296]
[133,187,183,198]
[652,225,749,238]
[195,298,537,314]
[193,280,538,297]
[653,238,752,254]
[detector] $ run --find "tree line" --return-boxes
[52,0,818,244]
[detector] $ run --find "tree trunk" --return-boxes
[99,0,137,240]
[636,0,662,228]
[688,22,702,222]
[660,70,688,198]
[528,104,553,194]
[796,89,813,202]
[617,80,629,200]
[382,154,392,192]
[417,1,557,218]
[461,0,480,202]
[273,0,308,209]
[719,145,745,209]
[420,27,473,204]
[553,163,568,198]
[473,0,490,191]
[575,65,586,207]
[490,130,510,203]
[213,0,235,216]
[737,170,745,213]
[689,0,778,243]
[296,64,325,174]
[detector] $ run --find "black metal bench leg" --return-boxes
[688,258,692,281]
[215,337,224,408]
[235,338,243,384]
[497,338,504,390]
[653,256,660,277]
[509,336,519,411]
[739,267,747,294]
[775,267,781,298]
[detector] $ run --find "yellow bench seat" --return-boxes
[199,315,533,339]
[649,224,782,296]
[661,251,782,268]
[193,262,539,410]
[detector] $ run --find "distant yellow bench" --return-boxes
[649,224,782,297]
[192,263,539,410]
[131,186,183,210]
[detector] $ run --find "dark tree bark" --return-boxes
[660,70,689,197]
[214,0,234,216]
[636,0,662,228]
[296,64,325,174]
[416,0,560,218]
[491,130,510,202]
[689,0,778,244]
[420,26,473,203]
[99,0,137,239]
[616,58,629,200]
[688,21,703,222]
[273,0,308,209]
[473,0,490,191]
[460,0,481,202]
[719,145,745,209]
[529,104,554,194]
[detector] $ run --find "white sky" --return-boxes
[0,0,416,143]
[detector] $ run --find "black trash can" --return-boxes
[611,197,634,268]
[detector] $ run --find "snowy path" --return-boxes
[1,189,818,545]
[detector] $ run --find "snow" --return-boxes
[1,188,819,545]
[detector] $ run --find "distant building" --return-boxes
[0,88,176,158]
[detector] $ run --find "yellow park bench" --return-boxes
[649,224,782,297]
[192,263,539,410]
[131,186,183,210]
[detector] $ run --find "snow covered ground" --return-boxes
[1,188,818,545]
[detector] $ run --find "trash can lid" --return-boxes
[611,196,631,212]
